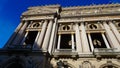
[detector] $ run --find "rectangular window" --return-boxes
[60,34,72,49]
[90,33,107,48]
[24,31,38,45]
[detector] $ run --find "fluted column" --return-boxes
[101,33,110,48]
[80,22,90,53]
[42,20,53,50]
[75,23,82,53]
[57,34,61,50]
[71,33,75,51]
[88,33,94,52]
[13,21,28,45]
[109,21,120,44]
[33,31,41,49]
[34,20,48,49]
[48,18,57,53]
[20,31,29,45]
[103,21,120,49]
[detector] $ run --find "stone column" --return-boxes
[103,21,120,49]
[42,20,53,50]
[52,23,58,53]
[33,31,41,49]
[34,20,48,49]
[80,22,90,53]
[13,21,28,45]
[109,21,120,44]
[71,33,75,51]
[101,33,110,48]
[75,23,82,53]
[48,18,57,53]
[57,34,61,50]
[20,31,29,45]
[88,33,94,52]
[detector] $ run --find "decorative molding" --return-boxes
[22,7,57,15]
[22,15,54,20]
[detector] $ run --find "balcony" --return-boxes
[94,48,120,58]
[53,49,77,57]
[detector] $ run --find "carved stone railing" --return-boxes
[53,49,77,57]
[94,48,120,57]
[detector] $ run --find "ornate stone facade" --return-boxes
[0,4,120,68]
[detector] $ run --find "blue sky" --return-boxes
[0,0,120,48]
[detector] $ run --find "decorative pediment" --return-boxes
[22,7,57,15]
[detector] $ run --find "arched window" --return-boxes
[63,25,70,30]
[33,23,40,27]
[100,61,120,68]
[81,61,93,68]
[118,23,120,27]
[56,60,75,68]
[89,24,97,29]
[102,65,118,68]
[32,23,41,28]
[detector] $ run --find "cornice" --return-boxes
[62,3,120,10]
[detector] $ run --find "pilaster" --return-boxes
[13,21,28,45]
[33,20,48,49]
[80,22,90,53]
[75,23,82,53]
[48,18,57,54]
[42,20,53,50]
[109,21,120,44]
[103,21,120,49]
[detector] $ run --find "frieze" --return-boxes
[60,7,120,17]
[22,15,54,20]
[58,16,120,23]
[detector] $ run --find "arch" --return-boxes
[81,61,94,68]
[89,24,97,29]
[1,57,26,68]
[62,25,70,30]
[67,63,76,68]
[32,23,41,28]
[56,60,76,68]
[100,62,120,68]
[117,23,120,27]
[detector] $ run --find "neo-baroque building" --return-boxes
[0,4,120,68]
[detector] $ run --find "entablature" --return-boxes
[61,4,120,17]
[21,15,55,21]
[58,15,120,23]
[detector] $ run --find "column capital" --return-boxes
[108,20,113,24]
[75,22,79,25]
[38,30,41,32]
[101,31,105,34]
[87,32,90,34]
[71,32,74,34]
[26,30,29,32]
[58,33,61,35]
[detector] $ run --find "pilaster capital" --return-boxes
[58,33,61,35]
[87,32,90,34]
[71,32,74,34]
[101,31,105,34]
